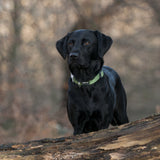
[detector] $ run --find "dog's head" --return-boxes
[56,29,112,73]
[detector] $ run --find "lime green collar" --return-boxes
[71,70,104,87]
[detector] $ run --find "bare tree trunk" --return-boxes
[7,0,21,109]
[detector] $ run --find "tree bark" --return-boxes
[0,114,160,159]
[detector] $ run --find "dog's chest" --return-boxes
[68,85,109,112]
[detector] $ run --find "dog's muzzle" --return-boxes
[69,52,79,59]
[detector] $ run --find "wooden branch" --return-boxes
[0,114,160,159]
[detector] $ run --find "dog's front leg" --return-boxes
[73,112,88,135]
[73,121,86,135]
[73,128,83,135]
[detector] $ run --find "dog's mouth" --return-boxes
[68,58,90,69]
[69,60,90,69]
[69,63,89,70]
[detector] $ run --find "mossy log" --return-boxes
[0,114,160,160]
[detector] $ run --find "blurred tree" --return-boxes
[146,0,160,24]
[70,0,126,30]
[7,0,21,110]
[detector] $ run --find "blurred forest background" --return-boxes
[0,0,160,144]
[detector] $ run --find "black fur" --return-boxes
[56,29,129,135]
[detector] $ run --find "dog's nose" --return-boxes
[70,52,79,59]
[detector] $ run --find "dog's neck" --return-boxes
[69,60,104,84]
[70,68,97,82]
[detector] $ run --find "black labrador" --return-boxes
[56,29,129,135]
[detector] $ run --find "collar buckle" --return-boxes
[82,82,89,85]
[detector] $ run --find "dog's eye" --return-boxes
[83,41,90,46]
[68,41,74,47]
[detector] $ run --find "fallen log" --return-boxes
[0,114,160,160]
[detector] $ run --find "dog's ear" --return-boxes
[56,33,70,59]
[94,31,113,58]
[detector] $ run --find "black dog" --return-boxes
[56,29,129,135]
